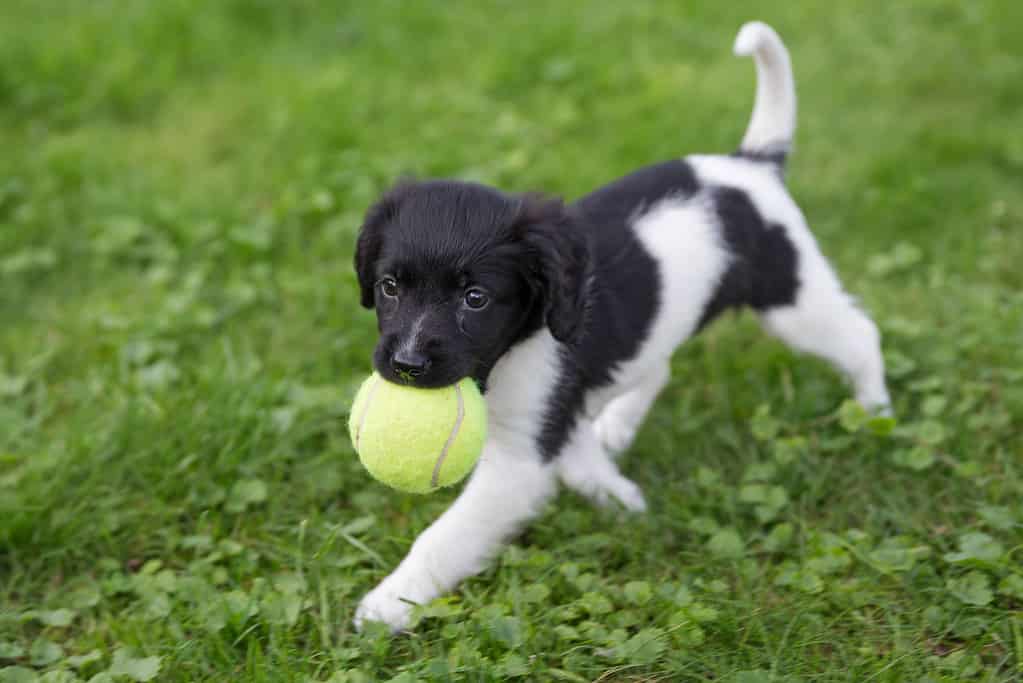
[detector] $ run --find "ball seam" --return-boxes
[352,373,381,452]
[431,382,465,488]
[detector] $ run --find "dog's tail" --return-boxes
[733,21,796,168]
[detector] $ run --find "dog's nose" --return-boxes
[391,350,431,381]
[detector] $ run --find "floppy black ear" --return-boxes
[517,195,592,345]
[354,186,405,308]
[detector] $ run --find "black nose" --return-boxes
[391,349,431,380]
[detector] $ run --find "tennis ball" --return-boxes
[348,372,487,494]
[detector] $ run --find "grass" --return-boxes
[1,0,1022,680]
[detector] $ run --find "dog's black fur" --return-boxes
[356,180,576,390]
[697,185,800,330]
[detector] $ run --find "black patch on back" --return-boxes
[535,160,700,460]
[697,185,799,330]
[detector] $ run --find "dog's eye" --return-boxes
[464,288,489,310]
[380,277,399,298]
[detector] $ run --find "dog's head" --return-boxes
[354,180,590,388]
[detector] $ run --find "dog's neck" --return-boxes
[482,328,561,442]
[472,286,547,391]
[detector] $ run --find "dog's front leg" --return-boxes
[354,436,557,632]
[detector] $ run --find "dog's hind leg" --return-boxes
[593,362,671,455]
[557,421,647,512]
[758,271,891,413]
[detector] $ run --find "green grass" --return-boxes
[2,1,1022,681]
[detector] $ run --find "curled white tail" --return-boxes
[733,21,796,162]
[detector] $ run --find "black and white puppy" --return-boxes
[353,22,891,631]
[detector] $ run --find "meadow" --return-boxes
[1,1,1021,681]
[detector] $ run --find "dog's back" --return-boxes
[557,22,890,451]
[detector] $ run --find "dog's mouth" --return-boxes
[375,359,464,389]
[373,338,491,390]
[393,369,419,385]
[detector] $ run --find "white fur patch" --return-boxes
[484,328,561,446]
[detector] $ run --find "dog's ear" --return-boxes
[354,184,407,308]
[516,195,591,345]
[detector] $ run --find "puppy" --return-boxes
[352,22,891,631]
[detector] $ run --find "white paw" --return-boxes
[354,584,417,633]
[593,412,638,454]
[560,465,648,513]
[872,402,894,418]
[601,474,648,513]
[856,392,893,417]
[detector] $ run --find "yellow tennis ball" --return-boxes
[348,372,487,494]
